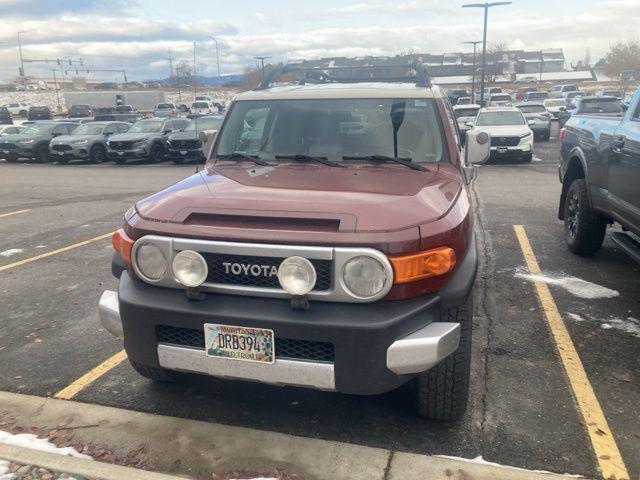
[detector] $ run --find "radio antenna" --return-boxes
[193,41,199,174]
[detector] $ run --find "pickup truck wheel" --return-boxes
[5,155,18,163]
[150,144,164,163]
[129,359,177,382]
[414,297,472,421]
[90,145,106,163]
[564,179,607,255]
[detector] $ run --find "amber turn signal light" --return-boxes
[389,247,456,284]
[112,228,134,265]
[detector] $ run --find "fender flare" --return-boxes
[558,147,589,220]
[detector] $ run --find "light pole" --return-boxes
[462,2,511,107]
[464,40,482,103]
[254,56,272,83]
[208,36,221,77]
[17,30,35,85]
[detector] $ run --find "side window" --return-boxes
[104,124,118,135]
[174,119,188,130]
[443,102,461,150]
[52,125,67,135]
[118,123,130,133]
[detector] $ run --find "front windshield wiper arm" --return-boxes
[275,154,345,168]
[217,152,273,166]
[342,155,428,172]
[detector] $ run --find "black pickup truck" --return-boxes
[558,87,640,262]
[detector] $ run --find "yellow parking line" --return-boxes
[0,208,30,219]
[513,225,629,480]
[0,232,113,272]
[55,350,128,400]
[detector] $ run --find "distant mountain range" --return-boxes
[161,74,245,87]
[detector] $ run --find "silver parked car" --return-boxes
[153,103,177,117]
[515,103,552,141]
[49,121,130,164]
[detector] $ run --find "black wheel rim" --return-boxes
[566,191,579,239]
[152,146,162,162]
[94,148,105,163]
[38,148,48,162]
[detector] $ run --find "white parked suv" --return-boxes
[471,107,534,162]
[3,102,31,117]
[486,93,513,107]
[190,101,215,115]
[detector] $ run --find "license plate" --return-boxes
[204,323,274,364]
[58,151,64,155]
[180,150,188,155]
[497,147,508,153]
[117,151,124,156]
[2,150,9,154]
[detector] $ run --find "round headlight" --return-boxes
[172,250,208,287]
[277,256,316,296]
[342,256,388,298]
[136,243,167,281]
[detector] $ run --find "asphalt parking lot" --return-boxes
[0,123,638,479]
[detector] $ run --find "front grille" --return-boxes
[109,141,134,150]
[171,139,200,149]
[51,144,72,151]
[491,136,520,147]
[156,325,335,362]
[0,143,16,150]
[201,252,332,291]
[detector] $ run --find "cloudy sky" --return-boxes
[0,0,637,82]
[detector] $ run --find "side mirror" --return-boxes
[465,121,474,128]
[199,129,218,161]
[528,120,535,126]
[465,130,491,166]
[163,129,172,134]
[559,107,566,112]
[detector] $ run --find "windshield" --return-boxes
[193,102,210,108]
[545,99,566,107]
[216,98,447,164]
[128,120,163,133]
[490,95,511,102]
[115,106,132,112]
[476,111,525,126]
[21,123,55,134]
[580,100,623,114]
[71,105,91,111]
[184,117,223,131]
[518,105,546,114]
[156,103,174,109]
[71,123,105,135]
[527,92,548,99]
[454,108,480,118]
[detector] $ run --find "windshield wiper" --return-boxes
[217,152,272,166]
[342,155,428,172]
[275,154,345,168]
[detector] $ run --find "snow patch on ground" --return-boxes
[436,455,585,477]
[566,313,585,322]
[0,431,92,460]
[514,271,620,299]
[0,460,15,480]
[602,317,640,337]
[0,249,23,258]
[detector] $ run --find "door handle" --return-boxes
[611,136,625,154]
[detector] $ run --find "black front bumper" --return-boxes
[117,237,477,395]
[166,148,204,161]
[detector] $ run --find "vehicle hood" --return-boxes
[135,163,463,233]
[0,133,48,143]
[476,125,531,136]
[51,134,101,144]
[168,131,197,141]
[108,132,156,142]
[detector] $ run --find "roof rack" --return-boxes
[256,62,432,90]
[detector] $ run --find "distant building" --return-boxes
[290,48,571,82]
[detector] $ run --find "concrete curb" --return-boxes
[0,442,186,480]
[0,392,586,480]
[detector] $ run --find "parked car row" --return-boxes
[0,115,224,165]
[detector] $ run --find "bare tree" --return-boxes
[484,42,508,83]
[175,60,193,86]
[604,40,640,80]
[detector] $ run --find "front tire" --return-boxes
[90,144,106,163]
[35,145,49,163]
[564,178,607,255]
[129,359,177,382]
[150,143,164,163]
[415,297,472,421]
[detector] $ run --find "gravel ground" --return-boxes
[0,460,86,480]
[0,89,239,113]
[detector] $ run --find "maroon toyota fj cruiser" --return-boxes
[99,64,491,420]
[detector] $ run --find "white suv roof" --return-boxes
[236,82,442,101]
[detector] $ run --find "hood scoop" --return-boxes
[183,212,341,232]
